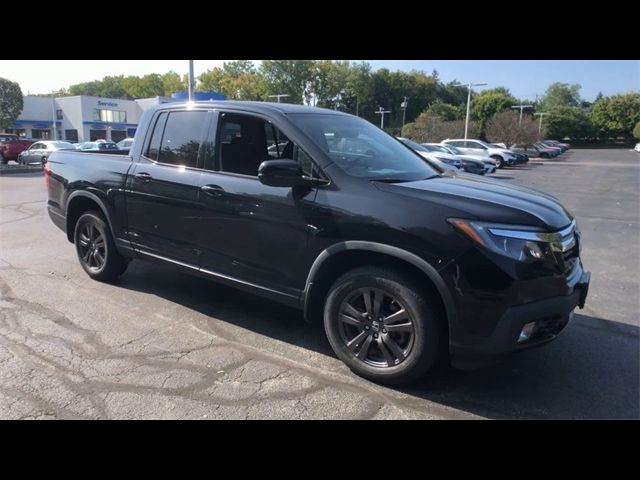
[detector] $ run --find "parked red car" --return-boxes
[0,134,35,164]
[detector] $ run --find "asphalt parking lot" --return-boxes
[0,149,638,419]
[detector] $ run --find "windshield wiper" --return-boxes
[371,178,411,183]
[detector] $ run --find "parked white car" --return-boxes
[442,139,519,168]
[425,143,497,174]
[634,142,640,153]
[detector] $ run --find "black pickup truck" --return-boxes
[46,101,590,384]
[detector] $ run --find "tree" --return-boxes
[0,77,23,131]
[540,83,582,110]
[544,106,594,140]
[633,121,640,140]
[591,93,640,140]
[161,71,187,96]
[470,87,518,135]
[312,60,352,109]
[424,101,462,121]
[342,62,374,117]
[403,113,479,143]
[260,60,316,104]
[485,111,538,148]
[198,61,267,100]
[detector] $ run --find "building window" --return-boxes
[65,130,78,143]
[90,129,107,141]
[111,130,127,143]
[4,129,26,137]
[93,109,127,123]
[56,109,63,120]
[31,129,51,140]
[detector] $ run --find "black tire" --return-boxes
[324,267,441,385]
[490,155,504,169]
[74,211,127,281]
[0,153,7,165]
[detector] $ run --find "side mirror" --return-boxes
[258,159,327,188]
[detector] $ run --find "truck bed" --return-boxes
[46,149,134,240]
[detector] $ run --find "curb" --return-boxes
[0,166,44,176]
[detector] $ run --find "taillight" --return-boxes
[44,161,51,190]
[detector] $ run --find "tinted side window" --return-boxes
[157,111,208,168]
[295,147,323,178]
[146,112,168,160]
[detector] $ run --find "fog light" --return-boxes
[518,322,537,343]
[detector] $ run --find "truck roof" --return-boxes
[149,100,352,116]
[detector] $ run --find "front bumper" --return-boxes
[449,271,590,369]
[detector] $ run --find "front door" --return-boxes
[196,111,320,296]
[125,109,210,266]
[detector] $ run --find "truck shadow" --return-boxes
[115,261,639,420]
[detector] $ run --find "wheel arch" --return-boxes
[302,241,457,335]
[65,191,114,243]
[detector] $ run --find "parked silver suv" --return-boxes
[442,139,518,168]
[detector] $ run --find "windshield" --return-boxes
[440,144,461,155]
[399,138,428,152]
[290,113,437,181]
[425,144,452,154]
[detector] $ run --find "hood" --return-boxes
[373,174,572,230]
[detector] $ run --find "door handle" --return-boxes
[201,184,225,197]
[135,172,152,182]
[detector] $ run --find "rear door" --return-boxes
[125,109,210,266]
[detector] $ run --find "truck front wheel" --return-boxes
[324,267,441,385]
[74,211,128,281]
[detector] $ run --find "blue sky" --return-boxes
[1,60,637,101]
[363,60,639,101]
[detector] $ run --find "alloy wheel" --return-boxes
[338,287,416,368]
[77,222,106,271]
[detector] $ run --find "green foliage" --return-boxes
[470,88,518,134]
[67,72,187,100]
[544,106,594,140]
[633,121,640,140]
[0,77,23,130]
[260,60,317,104]
[198,61,267,100]
[540,82,582,110]
[425,101,462,121]
[591,93,640,139]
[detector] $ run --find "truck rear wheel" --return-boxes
[324,267,441,385]
[74,211,127,281]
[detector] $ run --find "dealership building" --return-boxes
[5,92,225,143]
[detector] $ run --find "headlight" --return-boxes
[448,218,576,263]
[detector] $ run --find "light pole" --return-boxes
[188,60,194,102]
[375,107,391,129]
[512,105,534,126]
[268,94,290,103]
[51,92,57,141]
[401,96,409,129]
[453,81,487,139]
[534,112,549,139]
